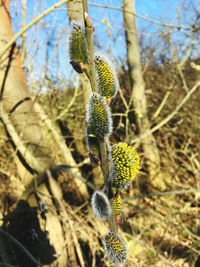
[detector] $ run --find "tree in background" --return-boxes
[122,0,165,190]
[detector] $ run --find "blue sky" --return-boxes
[10,0,199,91]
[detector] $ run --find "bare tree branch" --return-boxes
[0,0,69,60]
[88,2,190,30]
[131,81,200,145]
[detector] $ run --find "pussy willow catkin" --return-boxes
[86,92,112,138]
[91,191,111,219]
[104,231,127,265]
[110,142,141,191]
[94,53,119,100]
[68,21,88,65]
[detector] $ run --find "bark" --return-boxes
[123,0,166,190]
[67,0,83,22]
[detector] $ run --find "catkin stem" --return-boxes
[82,1,98,93]
[99,139,118,235]
[109,200,118,233]
[98,138,109,180]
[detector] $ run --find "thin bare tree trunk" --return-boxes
[123,0,166,189]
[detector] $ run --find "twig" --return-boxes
[0,0,69,61]
[124,188,200,201]
[131,81,200,145]
[88,3,190,30]
[56,75,80,120]
[119,88,128,110]
[82,2,110,185]
[176,49,192,93]
[152,80,174,120]
[61,158,90,168]
[82,1,98,93]
[98,138,109,180]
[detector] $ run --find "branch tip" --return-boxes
[84,11,92,28]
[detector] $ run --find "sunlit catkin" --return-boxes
[86,92,112,138]
[94,53,119,100]
[91,191,111,219]
[110,142,141,191]
[104,232,127,265]
[68,21,88,72]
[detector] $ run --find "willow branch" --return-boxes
[82,0,117,243]
[82,0,109,182]
[82,1,98,93]
[98,138,109,180]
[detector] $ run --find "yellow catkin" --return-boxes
[68,21,88,64]
[94,53,119,99]
[86,93,112,138]
[104,232,127,265]
[111,142,141,190]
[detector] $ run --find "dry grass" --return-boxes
[0,60,200,266]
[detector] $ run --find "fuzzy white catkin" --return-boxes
[91,191,111,219]
[68,21,88,64]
